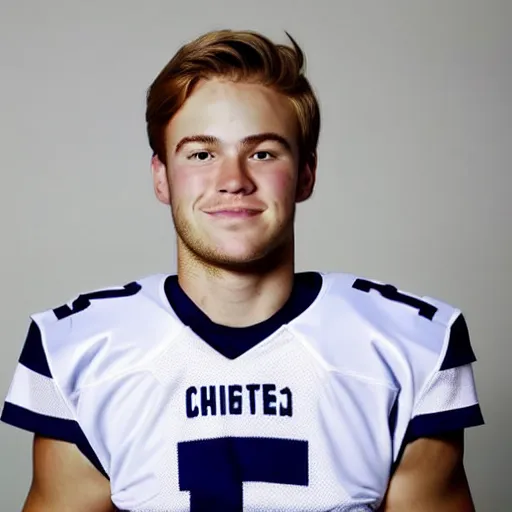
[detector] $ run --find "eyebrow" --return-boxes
[174,132,293,154]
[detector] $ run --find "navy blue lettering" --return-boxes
[186,384,293,418]
[228,385,242,415]
[200,386,216,416]
[263,384,277,415]
[219,385,227,415]
[246,384,260,415]
[186,387,199,418]
[279,387,293,417]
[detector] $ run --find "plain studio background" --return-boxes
[0,1,510,509]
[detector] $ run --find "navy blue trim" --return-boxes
[1,402,108,480]
[405,404,484,443]
[165,272,323,359]
[19,321,52,378]
[388,396,399,438]
[440,314,477,370]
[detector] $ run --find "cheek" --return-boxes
[169,163,209,203]
[263,168,297,206]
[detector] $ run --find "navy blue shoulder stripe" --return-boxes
[1,402,108,480]
[404,404,484,443]
[19,321,52,378]
[440,314,477,371]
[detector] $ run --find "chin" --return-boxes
[205,244,269,267]
[176,223,293,271]
[187,239,287,272]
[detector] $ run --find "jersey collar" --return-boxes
[164,272,323,359]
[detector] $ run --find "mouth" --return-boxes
[203,207,263,218]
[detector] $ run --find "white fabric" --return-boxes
[413,364,479,417]
[5,364,73,420]
[2,272,482,511]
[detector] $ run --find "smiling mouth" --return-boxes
[204,208,263,218]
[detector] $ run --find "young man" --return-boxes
[2,29,483,511]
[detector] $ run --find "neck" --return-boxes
[177,244,295,328]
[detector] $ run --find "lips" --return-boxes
[204,207,263,218]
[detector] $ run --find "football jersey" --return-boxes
[1,271,484,511]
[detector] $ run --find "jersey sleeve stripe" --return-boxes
[1,401,81,443]
[440,314,477,371]
[412,364,479,417]
[405,404,484,442]
[5,364,74,419]
[18,321,52,378]
[0,402,108,479]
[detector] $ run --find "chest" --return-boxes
[78,333,397,511]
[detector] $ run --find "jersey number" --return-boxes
[178,437,308,511]
[53,282,141,320]
[352,278,438,320]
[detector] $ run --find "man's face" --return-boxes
[152,78,315,269]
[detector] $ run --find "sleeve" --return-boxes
[1,319,107,477]
[405,313,484,442]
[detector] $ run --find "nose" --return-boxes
[217,156,256,195]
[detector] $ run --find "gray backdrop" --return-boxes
[1,1,510,509]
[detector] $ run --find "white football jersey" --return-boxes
[2,271,483,511]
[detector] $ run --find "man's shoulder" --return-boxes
[29,273,182,392]
[33,273,170,325]
[292,270,468,387]
[318,270,461,330]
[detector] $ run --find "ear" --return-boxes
[296,152,317,203]
[151,154,171,205]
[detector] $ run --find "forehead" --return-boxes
[166,79,298,146]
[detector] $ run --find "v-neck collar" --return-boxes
[164,272,323,359]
